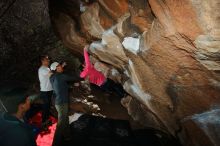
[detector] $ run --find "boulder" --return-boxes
[89,28,128,68]
[47,0,220,145]
[52,12,87,54]
[81,2,113,39]
[180,109,220,146]
[122,37,140,55]
[129,0,154,32]
[115,13,132,38]
[98,0,129,20]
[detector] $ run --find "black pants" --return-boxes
[100,78,126,98]
[40,91,53,123]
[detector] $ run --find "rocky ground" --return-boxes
[68,81,143,130]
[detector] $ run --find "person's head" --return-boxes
[40,55,50,67]
[50,62,64,73]
[3,88,31,116]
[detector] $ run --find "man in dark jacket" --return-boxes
[0,88,36,146]
[50,62,80,146]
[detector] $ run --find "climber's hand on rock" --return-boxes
[84,45,90,51]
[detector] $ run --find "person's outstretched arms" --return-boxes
[83,45,91,68]
[80,45,91,78]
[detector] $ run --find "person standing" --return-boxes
[50,62,80,146]
[38,55,53,126]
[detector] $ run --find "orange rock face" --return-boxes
[130,0,154,32]
[50,0,220,145]
[98,0,129,20]
[52,13,87,54]
[81,3,113,39]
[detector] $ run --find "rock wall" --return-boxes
[0,0,80,83]
[0,0,57,82]
[51,0,220,145]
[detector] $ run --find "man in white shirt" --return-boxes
[38,55,53,126]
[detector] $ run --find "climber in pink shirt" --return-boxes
[80,46,106,86]
[80,45,126,98]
